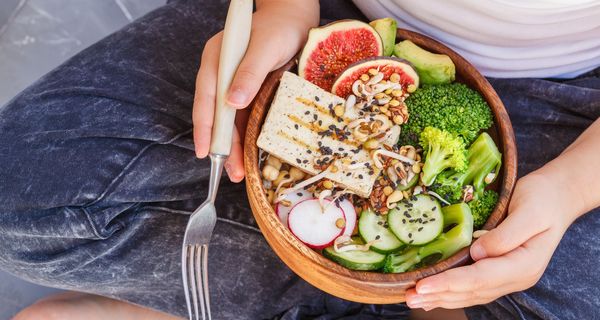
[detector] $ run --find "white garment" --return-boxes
[353,0,600,78]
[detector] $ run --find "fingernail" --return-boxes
[471,243,487,260]
[416,284,435,294]
[227,88,248,108]
[408,295,424,306]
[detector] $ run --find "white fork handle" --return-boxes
[209,0,253,156]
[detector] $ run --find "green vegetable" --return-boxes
[430,132,502,229]
[469,190,498,229]
[419,127,467,186]
[369,18,397,56]
[388,194,444,245]
[393,40,455,84]
[384,203,473,273]
[358,209,404,254]
[400,83,494,145]
[323,237,387,271]
[431,132,502,202]
[396,172,419,191]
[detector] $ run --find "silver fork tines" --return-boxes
[181,154,222,320]
[182,244,210,320]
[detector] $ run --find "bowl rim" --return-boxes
[243,28,517,303]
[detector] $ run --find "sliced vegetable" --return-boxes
[369,18,397,56]
[323,237,386,270]
[384,202,474,273]
[388,194,443,245]
[393,40,455,85]
[358,209,404,254]
[338,198,357,236]
[288,199,345,249]
[276,189,312,226]
[396,173,419,191]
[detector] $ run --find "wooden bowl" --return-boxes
[243,29,517,303]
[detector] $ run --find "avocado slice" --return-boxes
[369,18,397,56]
[394,40,456,85]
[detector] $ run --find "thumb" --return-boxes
[226,33,285,109]
[470,208,548,261]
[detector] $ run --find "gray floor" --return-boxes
[0,0,165,318]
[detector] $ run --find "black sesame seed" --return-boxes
[375,235,381,240]
[313,114,318,120]
[294,124,299,130]
[304,111,310,115]
[408,232,412,238]
[296,158,301,164]
[418,227,423,232]
[297,192,303,197]
[358,174,364,179]
[315,96,320,101]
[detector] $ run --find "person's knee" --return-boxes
[12,298,69,320]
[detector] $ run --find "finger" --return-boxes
[417,297,495,311]
[470,207,549,260]
[193,33,222,158]
[224,126,244,183]
[226,32,286,109]
[416,230,551,295]
[406,285,515,309]
[235,107,251,144]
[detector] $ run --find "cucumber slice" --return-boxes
[396,173,419,191]
[358,210,404,254]
[323,238,386,271]
[388,194,443,245]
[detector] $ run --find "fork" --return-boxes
[181,1,253,319]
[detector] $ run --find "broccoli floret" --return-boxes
[429,173,463,203]
[431,132,501,200]
[469,190,499,229]
[419,127,467,186]
[400,83,494,145]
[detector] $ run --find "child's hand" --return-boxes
[193,0,319,182]
[405,172,579,310]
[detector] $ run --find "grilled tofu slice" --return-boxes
[257,72,382,197]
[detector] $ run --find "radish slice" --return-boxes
[288,199,346,249]
[337,198,357,236]
[276,189,312,226]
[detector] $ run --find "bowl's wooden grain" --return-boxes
[243,29,517,303]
